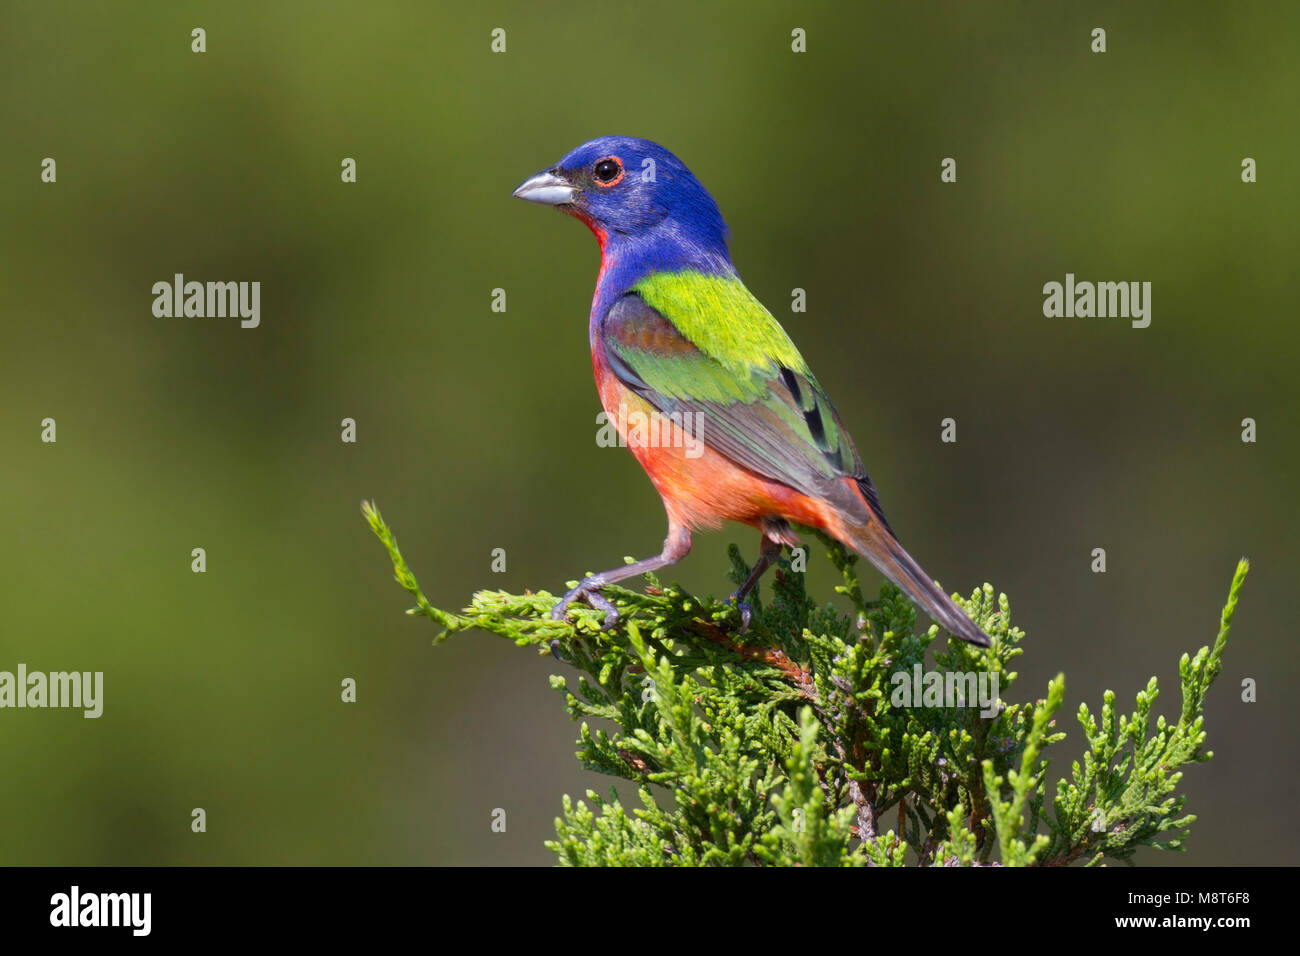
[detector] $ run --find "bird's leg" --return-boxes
[551,525,692,632]
[729,535,783,631]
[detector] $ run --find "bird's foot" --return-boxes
[727,591,754,633]
[551,578,620,631]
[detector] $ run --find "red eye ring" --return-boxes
[592,155,625,187]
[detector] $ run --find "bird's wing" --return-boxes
[601,271,892,529]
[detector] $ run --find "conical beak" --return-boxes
[512,169,578,206]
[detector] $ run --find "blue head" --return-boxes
[513,136,733,280]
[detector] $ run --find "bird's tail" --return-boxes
[827,482,991,648]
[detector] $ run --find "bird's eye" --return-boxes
[592,156,624,186]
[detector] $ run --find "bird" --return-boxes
[512,136,992,647]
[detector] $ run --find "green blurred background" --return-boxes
[1,1,1295,865]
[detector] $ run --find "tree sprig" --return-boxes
[364,501,1247,867]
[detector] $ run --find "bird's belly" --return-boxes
[596,374,832,533]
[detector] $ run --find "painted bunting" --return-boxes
[513,136,991,647]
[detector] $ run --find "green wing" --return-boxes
[603,271,890,525]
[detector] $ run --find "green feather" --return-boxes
[605,271,862,485]
[632,271,811,378]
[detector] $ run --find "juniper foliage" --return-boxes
[363,501,1247,867]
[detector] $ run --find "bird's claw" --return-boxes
[727,592,754,632]
[551,581,620,631]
